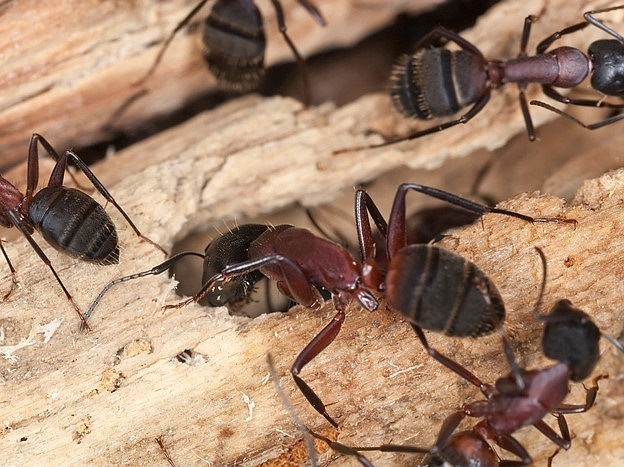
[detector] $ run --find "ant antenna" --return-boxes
[84,251,204,327]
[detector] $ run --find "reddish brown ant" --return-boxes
[135,0,325,99]
[336,5,624,153]
[0,133,166,330]
[86,184,573,427]
[303,248,623,466]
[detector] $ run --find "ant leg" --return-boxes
[584,5,624,43]
[267,353,320,467]
[268,0,324,106]
[25,134,92,202]
[552,374,608,414]
[472,420,532,465]
[0,239,18,300]
[164,254,321,310]
[519,15,542,56]
[303,205,352,249]
[536,21,589,54]
[532,419,570,450]
[547,447,562,467]
[310,412,465,464]
[84,251,204,327]
[354,189,388,265]
[412,325,494,397]
[333,94,491,154]
[6,209,90,330]
[155,436,176,467]
[540,85,624,109]
[530,100,624,129]
[291,308,346,427]
[296,0,326,26]
[307,429,375,467]
[518,84,537,140]
[133,0,211,87]
[385,183,575,259]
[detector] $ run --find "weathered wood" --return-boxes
[0,0,444,169]
[1,0,624,465]
[1,92,624,465]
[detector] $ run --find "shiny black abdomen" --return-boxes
[29,187,119,264]
[385,245,504,337]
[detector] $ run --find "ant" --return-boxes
[336,5,624,154]
[86,183,573,428]
[302,248,624,466]
[0,133,166,330]
[135,0,325,99]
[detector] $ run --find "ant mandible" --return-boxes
[135,0,325,99]
[337,5,624,153]
[0,133,166,330]
[86,183,574,427]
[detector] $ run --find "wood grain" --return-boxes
[1,0,624,465]
[0,0,443,169]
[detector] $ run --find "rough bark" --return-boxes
[1,0,624,465]
[1,101,624,465]
[0,0,443,169]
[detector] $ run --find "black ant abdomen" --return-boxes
[390,48,487,121]
[29,187,120,265]
[202,0,266,92]
[541,299,605,382]
[386,245,505,338]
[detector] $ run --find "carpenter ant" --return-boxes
[0,133,166,330]
[307,365,605,467]
[336,5,624,154]
[92,183,572,428]
[310,248,623,465]
[135,0,325,98]
[313,356,616,466]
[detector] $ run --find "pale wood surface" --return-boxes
[0,0,444,169]
[1,0,624,465]
[2,139,624,465]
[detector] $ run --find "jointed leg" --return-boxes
[0,239,18,300]
[133,0,211,87]
[291,308,346,428]
[385,183,575,259]
[7,209,90,330]
[531,99,624,130]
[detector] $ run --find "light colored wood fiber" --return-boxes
[0,0,444,168]
[0,98,623,465]
[1,0,624,465]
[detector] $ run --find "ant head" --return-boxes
[540,299,601,381]
[588,40,624,95]
[201,224,269,307]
